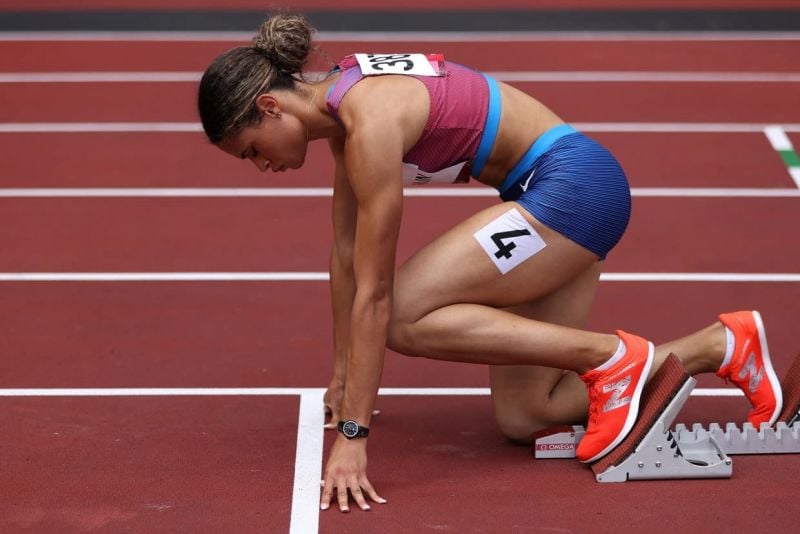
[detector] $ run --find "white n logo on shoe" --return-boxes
[738,352,764,394]
[603,376,632,412]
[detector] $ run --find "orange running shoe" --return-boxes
[576,330,654,463]
[717,310,782,427]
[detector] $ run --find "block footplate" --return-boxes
[589,354,733,482]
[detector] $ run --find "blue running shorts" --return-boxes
[497,125,631,260]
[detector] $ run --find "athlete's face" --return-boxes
[218,94,309,173]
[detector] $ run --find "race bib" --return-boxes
[402,160,470,185]
[354,53,445,77]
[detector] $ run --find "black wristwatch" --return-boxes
[338,420,370,439]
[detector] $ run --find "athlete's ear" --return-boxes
[255,93,281,119]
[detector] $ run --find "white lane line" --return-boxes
[4,122,800,133]
[791,169,800,188]
[0,387,324,396]
[0,273,797,282]
[764,125,794,151]
[0,387,741,397]
[0,273,331,282]
[290,390,325,534]
[1,31,800,42]
[1,187,799,198]
[4,71,800,83]
[764,125,800,189]
[0,122,202,132]
[0,72,201,83]
[600,273,800,282]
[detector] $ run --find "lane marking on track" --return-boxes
[1,31,800,42]
[764,125,800,189]
[0,187,798,198]
[4,71,800,83]
[0,383,743,532]
[0,273,797,282]
[0,387,743,397]
[291,390,324,534]
[4,122,800,133]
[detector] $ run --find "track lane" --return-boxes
[4,81,800,122]
[2,40,800,72]
[0,396,298,532]
[0,132,791,188]
[0,281,796,390]
[1,197,798,272]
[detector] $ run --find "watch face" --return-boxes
[342,420,359,438]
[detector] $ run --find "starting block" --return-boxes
[535,422,800,459]
[532,352,800,483]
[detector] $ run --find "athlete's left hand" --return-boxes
[320,437,386,512]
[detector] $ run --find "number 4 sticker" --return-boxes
[473,209,546,274]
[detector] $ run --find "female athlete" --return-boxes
[198,13,782,513]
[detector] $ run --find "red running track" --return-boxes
[3,40,800,73]
[1,196,799,272]
[4,81,800,123]
[1,35,799,533]
[0,132,793,188]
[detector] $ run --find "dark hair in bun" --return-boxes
[198,12,315,143]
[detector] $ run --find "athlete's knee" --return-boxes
[493,407,548,445]
[493,398,552,445]
[386,314,424,356]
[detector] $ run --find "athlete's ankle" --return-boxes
[578,334,623,376]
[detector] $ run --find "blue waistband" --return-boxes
[497,124,578,194]
[471,73,501,178]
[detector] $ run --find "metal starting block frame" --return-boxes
[535,415,800,460]
[592,375,733,482]
[674,422,800,455]
[533,377,800,482]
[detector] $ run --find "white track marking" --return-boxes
[0,122,201,132]
[764,125,794,151]
[0,273,797,282]
[0,388,323,396]
[763,126,800,189]
[290,390,325,534]
[0,187,798,198]
[0,387,741,397]
[3,71,800,83]
[0,273,331,282]
[1,31,800,42]
[4,122,800,133]
[791,169,800,188]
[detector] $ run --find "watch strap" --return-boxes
[337,420,370,439]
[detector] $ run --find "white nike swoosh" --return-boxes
[520,168,536,192]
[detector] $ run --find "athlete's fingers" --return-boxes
[360,476,387,504]
[320,478,335,511]
[337,480,350,513]
[348,477,371,511]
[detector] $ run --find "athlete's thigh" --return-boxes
[489,262,601,434]
[490,261,601,405]
[393,200,598,324]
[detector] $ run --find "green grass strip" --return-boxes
[779,150,800,168]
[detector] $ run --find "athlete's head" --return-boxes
[198,13,316,172]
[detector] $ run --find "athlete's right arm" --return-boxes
[326,135,357,428]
